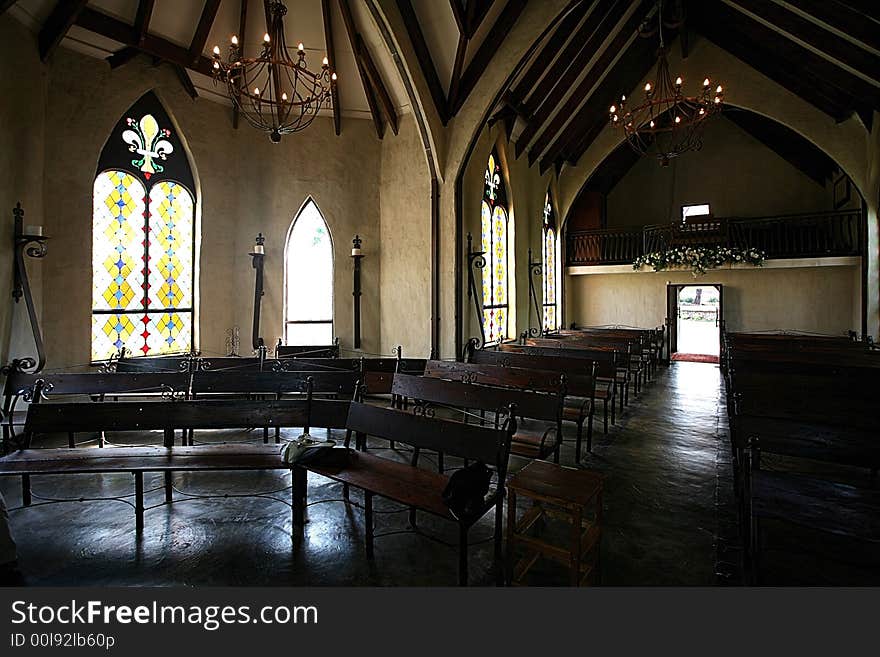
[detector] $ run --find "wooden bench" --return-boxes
[391,370,565,462]
[2,371,191,452]
[724,336,880,583]
[422,359,598,459]
[292,401,516,585]
[1,397,350,534]
[276,342,341,359]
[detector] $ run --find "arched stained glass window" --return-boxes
[481,150,510,344]
[542,189,558,331]
[91,92,197,361]
[284,199,333,345]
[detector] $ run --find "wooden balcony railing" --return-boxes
[566,209,864,266]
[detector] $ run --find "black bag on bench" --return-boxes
[442,461,491,520]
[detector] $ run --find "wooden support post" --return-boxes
[134,471,144,534]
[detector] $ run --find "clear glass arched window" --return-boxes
[284,199,333,345]
[481,149,511,344]
[91,92,196,361]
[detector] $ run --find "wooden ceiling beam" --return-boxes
[321,0,341,135]
[465,0,495,39]
[520,0,619,118]
[135,0,155,46]
[174,65,199,100]
[106,46,141,69]
[338,0,384,138]
[356,33,399,135]
[545,28,659,173]
[730,0,880,84]
[521,1,652,164]
[189,0,222,66]
[396,0,449,124]
[449,0,465,33]
[508,0,591,107]
[449,0,527,117]
[794,0,880,53]
[447,31,468,111]
[38,0,88,61]
[693,1,875,119]
[76,7,216,77]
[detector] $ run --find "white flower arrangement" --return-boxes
[632,246,766,276]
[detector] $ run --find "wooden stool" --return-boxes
[505,460,603,586]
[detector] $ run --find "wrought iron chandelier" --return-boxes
[212,0,335,142]
[609,0,723,165]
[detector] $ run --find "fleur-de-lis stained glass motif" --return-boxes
[92,93,196,361]
[122,114,174,179]
[480,150,510,344]
[542,189,558,331]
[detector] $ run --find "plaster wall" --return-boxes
[606,116,830,227]
[0,15,46,368]
[568,265,857,335]
[41,48,382,368]
[378,113,431,357]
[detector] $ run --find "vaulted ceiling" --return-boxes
[1,0,532,139]
[2,0,417,137]
[503,0,880,175]
[3,0,879,155]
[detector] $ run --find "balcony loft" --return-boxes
[565,209,865,272]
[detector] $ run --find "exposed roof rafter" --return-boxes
[39,0,89,62]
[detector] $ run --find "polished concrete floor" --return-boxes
[1,362,740,586]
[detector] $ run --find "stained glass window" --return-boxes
[91,93,196,361]
[481,150,510,344]
[542,189,559,331]
[284,199,333,345]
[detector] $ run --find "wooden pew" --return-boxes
[2,371,191,451]
[1,397,349,533]
[276,341,340,358]
[724,336,880,583]
[467,347,614,440]
[392,370,566,462]
[500,342,628,414]
[422,359,598,459]
[293,401,516,585]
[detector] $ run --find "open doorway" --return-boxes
[666,284,722,363]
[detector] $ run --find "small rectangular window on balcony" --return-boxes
[682,204,711,222]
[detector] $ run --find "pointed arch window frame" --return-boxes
[91,92,198,361]
[283,198,335,346]
[542,188,560,332]
[481,149,512,345]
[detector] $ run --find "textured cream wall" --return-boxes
[568,265,858,335]
[0,16,46,367]
[378,113,431,357]
[607,116,830,227]
[40,48,382,368]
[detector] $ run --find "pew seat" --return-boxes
[0,445,294,534]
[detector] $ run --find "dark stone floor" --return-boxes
[1,362,740,586]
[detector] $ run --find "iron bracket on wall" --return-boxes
[249,233,266,354]
[4,203,48,375]
[351,235,364,349]
[527,247,543,338]
[465,232,487,358]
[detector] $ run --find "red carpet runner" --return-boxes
[671,353,720,364]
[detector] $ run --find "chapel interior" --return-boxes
[0,0,878,587]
